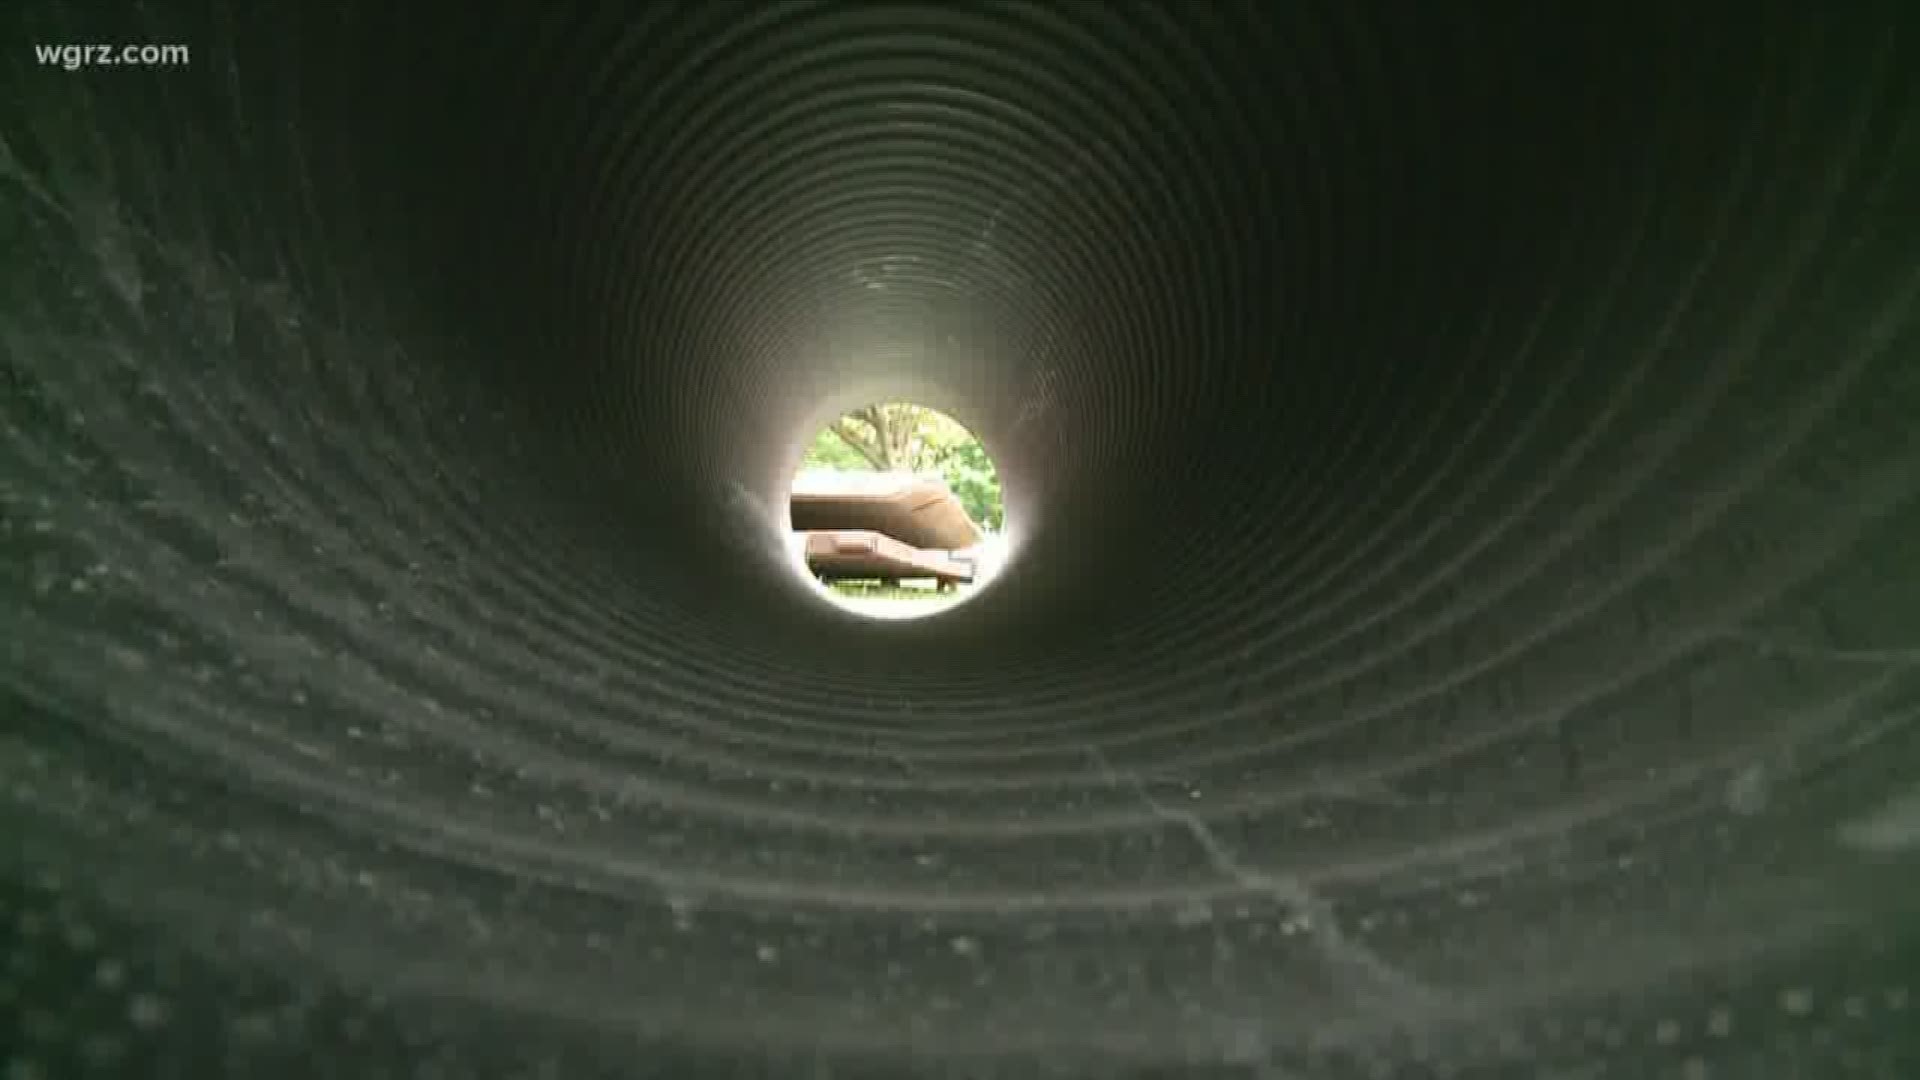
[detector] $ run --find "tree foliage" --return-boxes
[801,402,1004,531]
[933,435,1004,533]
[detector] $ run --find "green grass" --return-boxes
[825,580,963,602]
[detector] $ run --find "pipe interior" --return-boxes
[4,2,1920,1076]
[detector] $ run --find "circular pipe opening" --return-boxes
[785,400,1012,621]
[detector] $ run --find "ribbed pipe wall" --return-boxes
[4,3,1920,1077]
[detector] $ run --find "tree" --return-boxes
[802,426,873,471]
[818,403,934,472]
[800,401,1004,533]
[937,436,1004,531]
